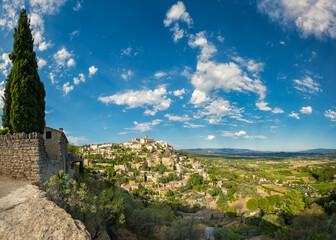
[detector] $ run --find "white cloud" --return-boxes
[89,65,98,77]
[62,82,74,95]
[183,122,205,128]
[0,53,12,77]
[126,119,162,132]
[188,31,217,62]
[272,107,284,114]
[154,71,167,78]
[165,113,190,122]
[256,101,272,111]
[70,30,80,40]
[221,130,246,137]
[217,35,224,43]
[0,81,5,108]
[120,47,138,57]
[191,60,266,100]
[164,1,193,43]
[243,135,267,139]
[164,1,193,27]
[325,109,336,121]
[205,135,215,140]
[29,0,68,15]
[221,130,266,139]
[173,88,185,99]
[293,76,322,94]
[0,0,25,31]
[38,41,53,51]
[232,56,265,76]
[67,58,76,67]
[37,57,47,69]
[289,111,300,119]
[49,72,57,84]
[67,136,87,145]
[257,0,336,39]
[190,89,209,106]
[98,86,172,115]
[199,98,242,124]
[256,101,284,114]
[73,1,82,11]
[53,48,72,67]
[73,73,85,85]
[121,70,133,80]
[300,106,312,114]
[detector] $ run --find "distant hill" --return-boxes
[179,148,336,156]
[299,149,336,154]
[179,148,255,154]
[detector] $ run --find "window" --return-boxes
[46,131,52,139]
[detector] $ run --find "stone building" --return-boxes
[43,127,68,162]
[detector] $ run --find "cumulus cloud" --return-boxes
[67,58,76,67]
[37,57,47,69]
[293,76,322,94]
[29,0,69,15]
[0,53,12,77]
[73,73,85,85]
[221,130,246,137]
[53,48,73,67]
[165,113,190,122]
[164,1,193,27]
[126,119,162,132]
[89,65,98,77]
[121,70,133,80]
[164,1,193,42]
[256,101,284,114]
[198,98,242,124]
[0,81,5,108]
[173,88,185,99]
[325,109,336,121]
[67,135,87,145]
[289,111,300,119]
[49,72,57,84]
[191,61,267,100]
[62,82,74,95]
[205,135,215,140]
[257,0,336,39]
[98,86,172,115]
[232,56,265,76]
[300,106,312,114]
[190,89,209,106]
[154,71,167,78]
[0,0,25,30]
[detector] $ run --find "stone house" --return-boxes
[43,127,68,169]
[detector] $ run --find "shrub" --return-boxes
[0,127,10,135]
[246,199,258,211]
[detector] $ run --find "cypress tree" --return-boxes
[6,8,45,134]
[2,72,12,129]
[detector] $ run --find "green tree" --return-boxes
[258,198,269,209]
[4,8,45,134]
[2,72,12,129]
[246,199,258,211]
[282,190,305,215]
[164,218,203,240]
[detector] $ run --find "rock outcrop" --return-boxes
[0,178,91,240]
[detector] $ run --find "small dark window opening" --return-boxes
[46,131,52,139]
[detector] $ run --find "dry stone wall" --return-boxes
[0,133,54,184]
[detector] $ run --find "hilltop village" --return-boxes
[80,136,212,206]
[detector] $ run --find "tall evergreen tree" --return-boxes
[4,8,45,134]
[2,72,12,129]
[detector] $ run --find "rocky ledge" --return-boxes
[0,178,90,240]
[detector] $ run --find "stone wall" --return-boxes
[0,133,55,184]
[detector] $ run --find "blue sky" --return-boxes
[0,0,336,151]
